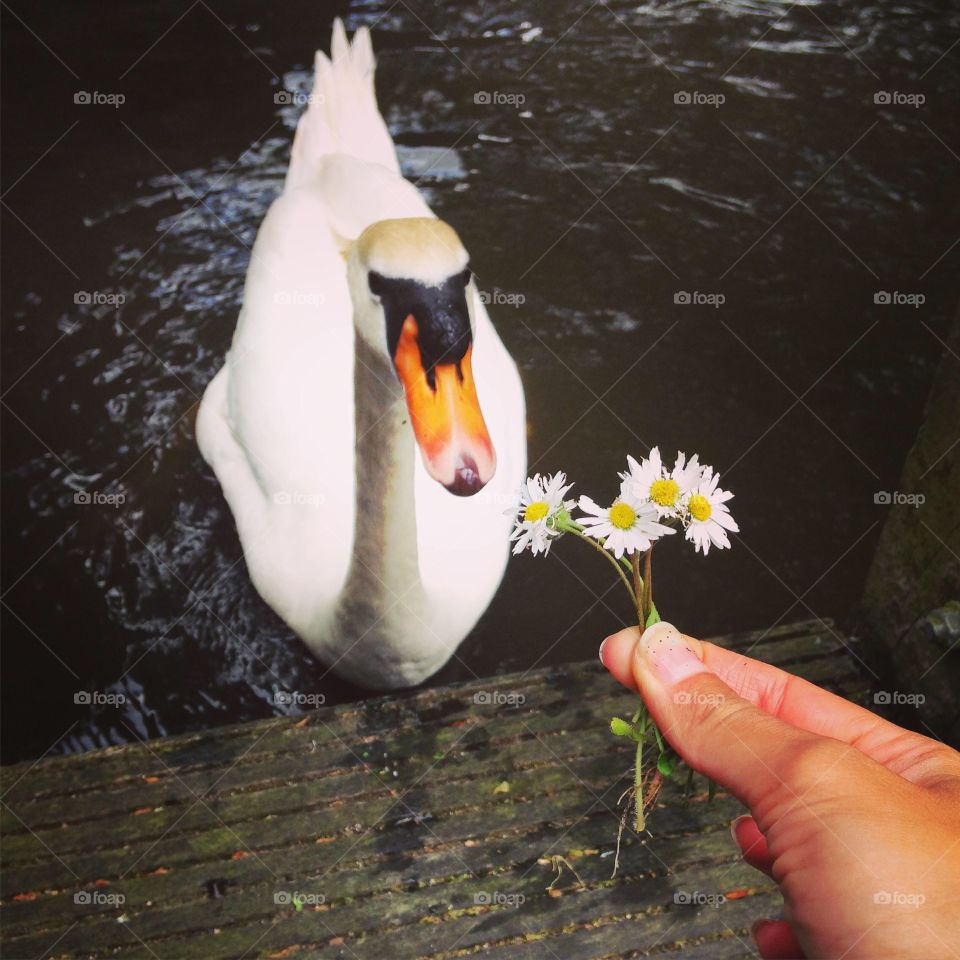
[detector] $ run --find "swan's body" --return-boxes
[196,21,526,688]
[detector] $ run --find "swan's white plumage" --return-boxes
[197,19,526,688]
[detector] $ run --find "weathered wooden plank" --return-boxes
[2,700,639,863]
[0,798,719,937]
[457,913,767,960]
[146,861,768,960]
[3,822,749,956]
[2,652,859,885]
[0,683,856,900]
[0,673,636,836]
[3,788,746,933]
[8,842,765,960]
[7,740,723,906]
[1,621,864,959]
[298,857,767,960]
[0,620,834,808]
[5,656,856,866]
[1,624,850,838]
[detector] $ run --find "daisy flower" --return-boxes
[685,468,738,555]
[577,492,675,559]
[510,472,574,556]
[620,447,703,518]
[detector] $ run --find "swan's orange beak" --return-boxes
[393,315,496,496]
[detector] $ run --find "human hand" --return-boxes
[599,622,960,959]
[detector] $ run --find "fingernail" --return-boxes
[599,636,611,668]
[750,918,774,942]
[729,814,751,846]
[636,622,705,685]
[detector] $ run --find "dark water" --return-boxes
[2,0,958,763]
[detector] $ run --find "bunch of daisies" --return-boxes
[507,447,737,834]
[510,446,738,560]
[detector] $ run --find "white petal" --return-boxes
[713,507,739,532]
[577,494,605,517]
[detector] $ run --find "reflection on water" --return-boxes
[2,0,958,761]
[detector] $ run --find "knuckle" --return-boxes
[786,738,859,792]
[708,696,757,737]
[672,679,732,726]
[684,682,750,736]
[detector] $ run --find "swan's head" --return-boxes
[347,217,496,497]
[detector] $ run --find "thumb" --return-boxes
[623,621,826,816]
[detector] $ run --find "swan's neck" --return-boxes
[344,333,423,603]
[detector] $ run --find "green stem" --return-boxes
[642,547,653,624]
[630,553,644,623]
[634,735,645,832]
[561,519,655,830]
[633,710,647,832]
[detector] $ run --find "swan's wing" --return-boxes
[197,183,357,634]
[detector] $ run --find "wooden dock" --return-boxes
[1,620,867,959]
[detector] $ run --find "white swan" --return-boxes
[196,20,526,689]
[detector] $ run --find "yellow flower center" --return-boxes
[689,494,712,522]
[609,502,636,530]
[523,500,550,523]
[649,478,680,507]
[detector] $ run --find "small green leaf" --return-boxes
[645,603,661,628]
[293,896,303,913]
[609,717,633,737]
[657,753,677,777]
